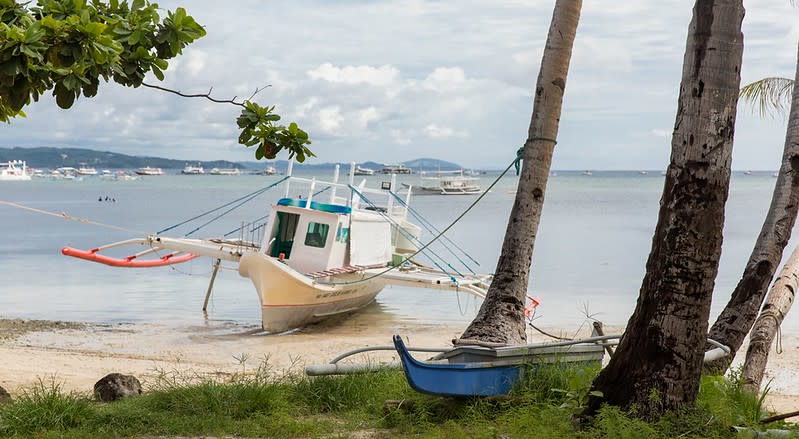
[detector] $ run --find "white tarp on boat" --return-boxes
[349,211,392,266]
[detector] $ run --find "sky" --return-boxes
[3,0,799,170]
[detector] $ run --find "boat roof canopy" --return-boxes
[277,198,352,215]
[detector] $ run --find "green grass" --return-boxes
[0,363,796,438]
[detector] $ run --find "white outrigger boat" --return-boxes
[62,162,492,332]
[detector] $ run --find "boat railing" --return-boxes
[230,218,269,249]
[283,161,407,215]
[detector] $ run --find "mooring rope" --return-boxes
[157,176,288,235]
[0,200,146,234]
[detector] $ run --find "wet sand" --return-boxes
[1,316,798,417]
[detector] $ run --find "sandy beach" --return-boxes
[1,316,798,417]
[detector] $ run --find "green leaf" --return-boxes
[128,30,141,46]
[54,87,76,109]
[151,65,163,80]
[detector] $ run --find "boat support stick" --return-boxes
[203,258,222,313]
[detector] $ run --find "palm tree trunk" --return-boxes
[587,0,745,417]
[706,42,799,372]
[742,244,799,391]
[459,0,582,345]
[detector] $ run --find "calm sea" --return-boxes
[0,170,792,332]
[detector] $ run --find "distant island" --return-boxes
[0,146,469,173]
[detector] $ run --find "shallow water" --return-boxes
[0,170,792,332]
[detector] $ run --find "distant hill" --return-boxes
[0,147,242,170]
[402,158,461,171]
[1,146,467,172]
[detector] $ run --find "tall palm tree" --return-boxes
[588,0,745,416]
[706,70,799,372]
[735,43,799,388]
[458,0,582,345]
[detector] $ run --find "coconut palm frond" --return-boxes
[739,77,795,118]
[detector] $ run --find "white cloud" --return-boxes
[424,124,465,139]
[423,67,467,92]
[317,106,344,134]
[185,50,208,77]
[356,107,381,130]
[307,63,399,87]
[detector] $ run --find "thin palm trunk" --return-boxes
[742,244,799,391]
[588,0,745,417]
[706,43,799,372]
[739,44,799,389]
[459,0,582,344]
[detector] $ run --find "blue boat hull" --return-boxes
[393,335,523,397]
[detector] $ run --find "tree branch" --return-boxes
[141,82,271,107]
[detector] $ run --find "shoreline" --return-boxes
[1,317,798,417]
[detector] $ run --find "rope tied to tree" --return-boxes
[514,136,558,175]
[754,310,784,355]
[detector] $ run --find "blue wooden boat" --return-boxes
[393,335,524,397]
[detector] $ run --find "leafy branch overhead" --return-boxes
[0,0,312,161]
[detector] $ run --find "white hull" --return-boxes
[239,252,385,332]
[0,160,31,181]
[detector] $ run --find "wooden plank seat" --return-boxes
[307,263,387,279]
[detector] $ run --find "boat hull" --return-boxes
[393,335,523,397]
[239,252,385,332]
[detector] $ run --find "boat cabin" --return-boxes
[262,198,393,274]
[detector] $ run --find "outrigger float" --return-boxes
[62,161,492,333]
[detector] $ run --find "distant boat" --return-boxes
[381,164,413,174]
[402,170,482,195]
[135,166,164,176]
[55,167,80,180]
[0,160,32,181]
[581,170,593,176]
[209,168,241,176]
[77,164,98,176]
[181,163,205,175]
[743,170,753,176]
[354,165,375,176]
[639,170,648,175]
[261,166,278,175]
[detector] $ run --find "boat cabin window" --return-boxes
[304,222,330,248]
[271,212,300,258]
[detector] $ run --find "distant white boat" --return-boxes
[743,170,753,176]
[354,165,375,176]
[209,168,241,176]
[55,167,80,180]
[135,166,164,176]
[0,160,31,181]
[77,164,98,176]
[181,163,205,175]
[381,164,412,174]
[581,170,593,176]
[261,166,278,175]
[639,170,648,175]
[402,170,482,195]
